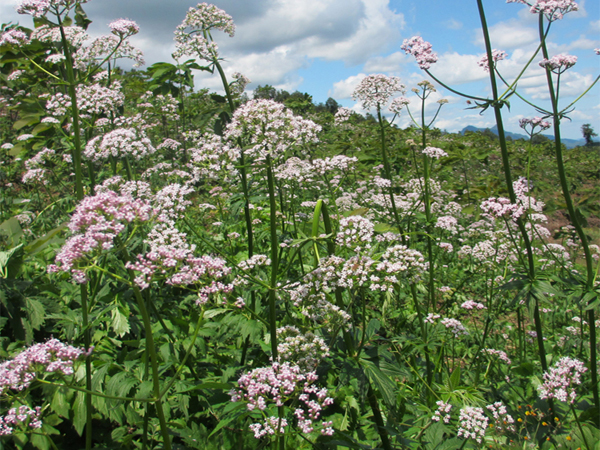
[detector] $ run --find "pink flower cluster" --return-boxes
[0,405,42,436]
[109,19,140,37]
[74,35,145,69]
[16,0,54,17]
[173,3,235,60]
[508,0,578,21]
[0,339,90,395]
[401,36,438,69]
[230,362,334,438]
[478,50,507,72]
[49,190,154,282]
[276,326,330,371]
[125,220,232,299]
[224,99,321,161]
[441,318,468,337]
[422,146,448,159]
[486,402,515,433]
[539,54,577,72]
[481,348,512,365]
[0,28,30,47]
[461,300,486,311]
[389,96,410,114]
[22,147,56,185]
[537,356,587,403]
[457,406,488,443]
[32,25,88,47]
[480,197,524,220]
[336,215,374,253]
[431,401,453,423]
[334,107,353,125]
[519,117,551,135]
[352,74,405,110]
[85,128,155,162]
[230,72,251,95]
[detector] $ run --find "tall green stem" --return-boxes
[537,13,599,419]
[127,272,172,450]
[57,13,93,449]
[265,155,280,360]
[476,0,550,388]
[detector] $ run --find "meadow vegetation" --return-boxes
[0,1,599,449]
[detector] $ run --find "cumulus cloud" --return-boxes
[363,52,409,73]
[474,19,538,50]
[428,52,487,85]
[329,73,367,99]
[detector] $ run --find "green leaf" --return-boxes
[0,244,23,278]
[110,305,130,337]
[24,224,66,256]
[32,123,52,135]
[365,318,380,340]
[24,297,45,330]
[373,223,398,233]
[51,386,71,418]
[204,308,227,319]
[72,391,86,436]
[449,367,461,391]
[0,217,23,247]
[13,116,40,130]
[208,403,245,438]
[30,433,51,450]
[360,359,396,408]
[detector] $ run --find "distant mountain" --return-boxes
[460,125,587,149]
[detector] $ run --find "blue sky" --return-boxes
[1,0,598,139]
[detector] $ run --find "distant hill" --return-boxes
[460,125,587,149]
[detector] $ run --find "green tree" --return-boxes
[581,123,597,146]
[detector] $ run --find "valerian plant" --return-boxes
[0,0,598,449]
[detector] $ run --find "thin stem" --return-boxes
[266,155,280,360]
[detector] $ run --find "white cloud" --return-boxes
[524,71,595,99]
[296,0,405,64]
[475,19,538,50]
[363,52,408,73]
[430,52,487,85]
[329,73,366,99]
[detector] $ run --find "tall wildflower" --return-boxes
[352,74,405,110]
[401,36,438,69]
[173,3,235,61]
[507,0,578,21]
[230,362,334,438]
[537,357,587,403]
[0,339,90,394]
[224,99,320,161]
[457,406,488,443]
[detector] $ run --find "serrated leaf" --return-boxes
[365,318,380,340]
[360,359,396,408]
[24,297,45,330]
[110,306,130,337]
[51,387,70,418]
[204,308,227,319]
[72,391,86,436]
